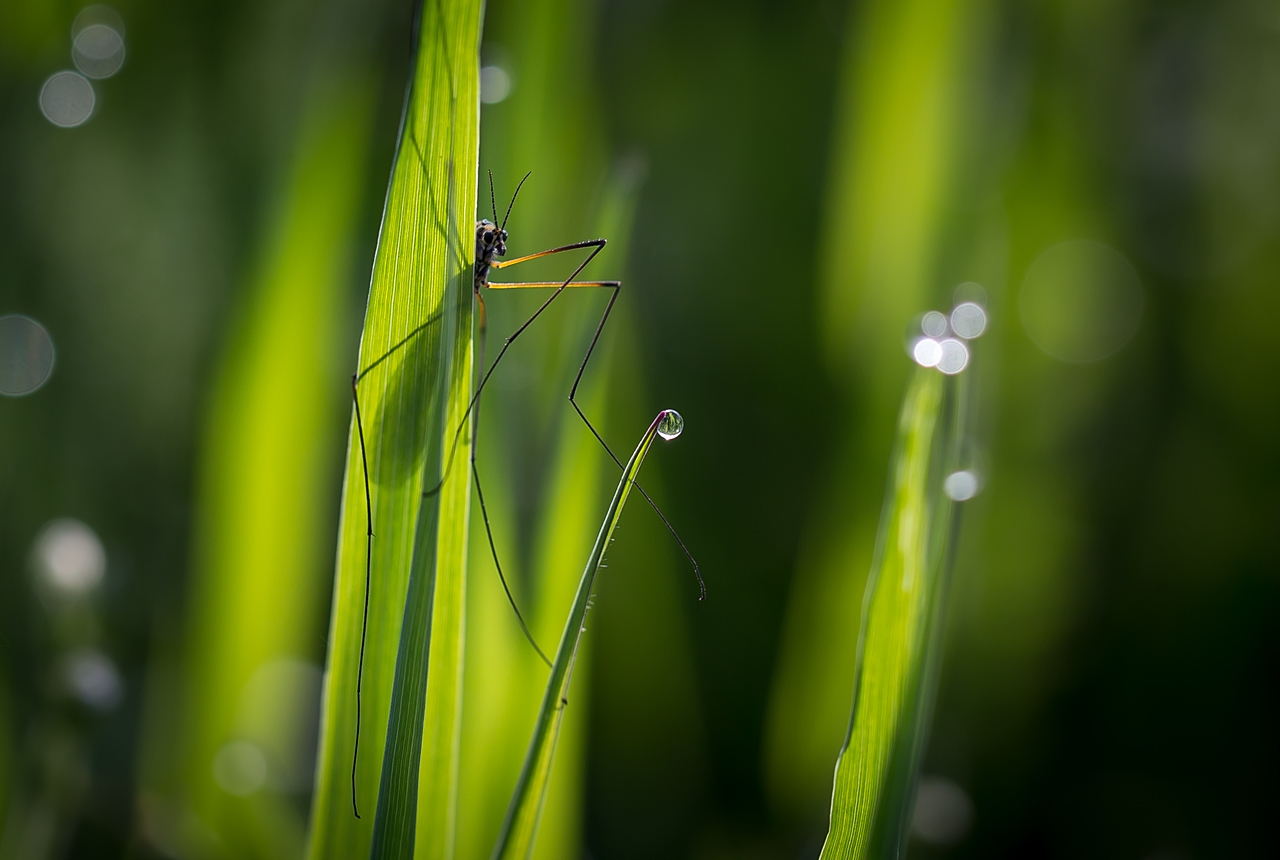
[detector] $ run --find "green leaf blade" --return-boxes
[491,410,674,860]
[820,368,962,860]
[307,1,483,857]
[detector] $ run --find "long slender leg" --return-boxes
[563,288,707,600]
[487,281,706,600]
[350,374,374,819]
[470,291,551,666]
[430,239,703,603]
[424,240,609,498]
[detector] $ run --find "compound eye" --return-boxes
[483,232,494,245]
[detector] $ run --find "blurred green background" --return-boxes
[2,0,1278,858]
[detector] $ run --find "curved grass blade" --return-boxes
[307,1,483,857]
[491,410,681,860]
[819,367,965,859]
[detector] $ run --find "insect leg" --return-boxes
[564,286,705,599]
[350,374,374,819]
[470,290,551,666]
[424,239,608,498]
[485,279,705,599]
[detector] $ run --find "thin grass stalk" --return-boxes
[490,410,680,860]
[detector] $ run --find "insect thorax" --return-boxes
[474,219,507,292]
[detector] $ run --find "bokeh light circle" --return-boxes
[921,311,948,338]
[0,314,56,395]
[39,72,95,127]
[912,337,942,367]
[480,65,511,104]
[33,518,106,597]
[943,470,980,501]
[213,741,268,796]
[73,24,125,79]
[936,339,969,375]
[911,776,974,846]
[65,649,123,711]
[950,302,987,339]
[953,281,987,308]
[72,5,126,39]
[1019,240,1143,363]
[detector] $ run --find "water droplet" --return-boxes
[912,337,942,367]
[943,470,980,501]
[39,71,95,127]
[0,315,56,396]
[950,302,987,339]
[657,410,684,441]
[921,311,948,338]
[936,339,969,375]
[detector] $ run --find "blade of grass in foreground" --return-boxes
[819,366,964,859]
[491,410,684,860]
[307,1,483,857]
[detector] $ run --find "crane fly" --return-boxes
[346,171,703,819]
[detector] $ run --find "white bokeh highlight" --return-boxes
[912,338,942,368]
[34,518,106,598]
[944,470,980,501]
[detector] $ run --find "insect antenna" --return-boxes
[501,171,532,230]
[488,169,499,224]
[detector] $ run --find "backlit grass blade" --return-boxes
[819,367,963,859]
[764,0,996,824]
[491,410,682,860]
[307,1,482,857]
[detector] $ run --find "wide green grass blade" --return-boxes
[490,410,679,860]
[307,1,483,857]
[819,367,963,859]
